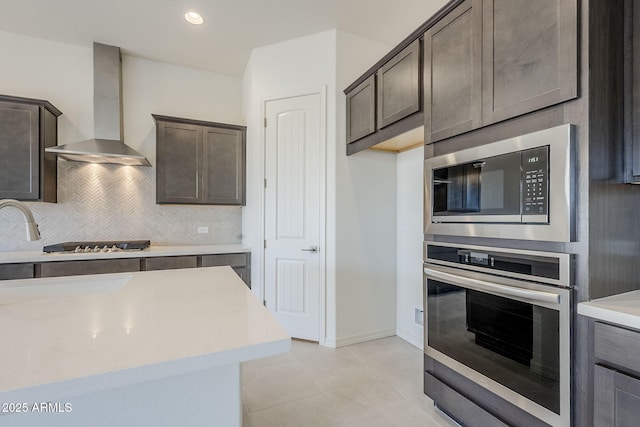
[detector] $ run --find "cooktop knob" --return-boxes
[74,246,82,253]
[84,247,92,253]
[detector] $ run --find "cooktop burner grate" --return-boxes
[43,240,151,253]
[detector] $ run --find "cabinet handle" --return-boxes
[301,246,318,253]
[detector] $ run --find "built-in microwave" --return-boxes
[424,124,574,242]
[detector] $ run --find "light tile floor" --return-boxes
[241,336,459,427]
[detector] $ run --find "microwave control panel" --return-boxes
[521,146,549,218]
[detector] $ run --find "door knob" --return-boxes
[301,246,318,253]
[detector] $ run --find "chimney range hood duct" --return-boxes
[46,42,151,167]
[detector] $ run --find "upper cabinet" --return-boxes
[345,39,424,155]
[377,40,421,129]
[424,0,482,144]
[626,0,640,183]
[154,115,246,206]
[481,0,578,125]
[0,94,61,202]
[346,75,376,143]
[425,0,577,144]
[346,0,579,151]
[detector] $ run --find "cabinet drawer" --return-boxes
[201,253,247,268]
[595,322,640,374]
[142,256,197,271]
[40,259,140,278]
[0,263,35,280]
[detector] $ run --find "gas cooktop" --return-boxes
[43,240,151,254]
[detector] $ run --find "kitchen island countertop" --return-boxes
[0,266,289,426]
[578,290,640,330]
[0,243,250,264]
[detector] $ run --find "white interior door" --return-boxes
[264,94,321,341]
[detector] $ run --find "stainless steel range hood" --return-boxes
[46,42,151,167]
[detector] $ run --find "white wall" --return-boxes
[242,30,398,347]
[0,31,93,147]
[396,146,425,349]
[334,31,398,346]
[0,31,244,251]
[123,55,243,164]
[242,30,336,341]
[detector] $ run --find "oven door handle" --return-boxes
[424,267,560,305]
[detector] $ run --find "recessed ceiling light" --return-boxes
[184,11,204,25]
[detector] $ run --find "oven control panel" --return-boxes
[426,243,566,283]
[468,251,491,266]
[521,146,549,219]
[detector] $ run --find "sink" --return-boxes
[0,274,132,304]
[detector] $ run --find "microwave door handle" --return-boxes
[423,267,560,305]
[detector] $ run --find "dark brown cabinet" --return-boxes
[346,75,376,144]
[377,39,421,129]
[1,251,251,287]
[201,253,251,287]
[594,365,640,427]
[424,0,482,144]
[0,263,34,280]
[141,256,197,271]
[154,115,246,205]
[481,0,578,125]
[39,258,141,278]
[626,0,640,183]
[593,322,640,426]
[346,0,578,151]
[423,0,577,144]
[344,39,423,155]
[0,94,61,202]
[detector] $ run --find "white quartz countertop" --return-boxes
[0,243,250,264]
[578,290,640,330]
[0,267,290,403]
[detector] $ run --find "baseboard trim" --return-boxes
[335,329,396,348]
[396,328,423,350]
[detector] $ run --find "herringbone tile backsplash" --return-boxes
[0,161,242,252]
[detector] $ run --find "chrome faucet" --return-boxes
[0,199,41,241]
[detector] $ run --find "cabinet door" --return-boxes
[424,0,482,144]
[377,39,421,129]
[142,256,197,271]
[0,263,34,280]
[156,120,202,204]
[200,253,248,268]
[482,0,578,124]
[40,259,140,278]
[595,364,640,427]
[627,0,640,182]
[0,101,40,200]
[346,75,376,143]
[201,253,250,287]
[202,127,245,205]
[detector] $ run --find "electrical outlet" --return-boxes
[197,226,209,234]
[414,307,424,326]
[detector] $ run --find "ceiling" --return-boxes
[0,0,447,77]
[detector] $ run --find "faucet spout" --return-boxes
[0,199,41,241]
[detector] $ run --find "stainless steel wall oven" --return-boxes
[423,241,572,427]
[424,124,574,242]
